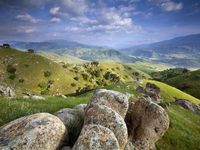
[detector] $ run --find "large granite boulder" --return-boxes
[84,105,128,149]
[127,98,169,149]
[0,113,66,150]
[87,89,129,118]
[72,124,120,150]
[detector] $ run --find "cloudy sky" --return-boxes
[0,0,199,48]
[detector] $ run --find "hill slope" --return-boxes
[122,34,200,67]
[0,47,148,95]
[151,68,200,99]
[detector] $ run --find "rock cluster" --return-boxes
[0,89,170,150]
[175,99,200,115]
[74,89,129,150]
[136,83,161,102]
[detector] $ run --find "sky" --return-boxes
[0,0,200,48]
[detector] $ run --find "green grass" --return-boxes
[0,93,92,126]
[144,80,200,104]
[156,105,200,150]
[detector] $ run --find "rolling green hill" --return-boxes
[0,47,148,96]
[151,68,200,99]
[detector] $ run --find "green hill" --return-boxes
[0,47,148,96]
[151,68,200,99]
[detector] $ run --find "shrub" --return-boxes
[19,79,24,83]
[24,64,29,68]
[27,49,34,53]
[104,71,120,83]
[44,71,52,77]
[82,73,89,80]
[71,83,76,87]
[38,82,48,89]
[9,74,16,80]
[91,61,99,66]
[74,77,79,81]
[7,65,16,74]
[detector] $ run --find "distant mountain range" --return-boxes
[121,34,200,67]
[7,39,139,63]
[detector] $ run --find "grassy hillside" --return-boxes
[0,47,148,96]
[38,51,88,64]
[128,61,171,74]
[144,80,200,104]
[151,68,200,99]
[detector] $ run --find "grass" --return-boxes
[156,105,200,150]
[144,80,200,104]
[0,93,92,126]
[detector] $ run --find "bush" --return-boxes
[82,73,89,80]
[27,49,34,53]
[9,74,16,80]
[71,83,76,87]
[91,61,99,66]
[38,82,48,89]
[24,64,29,68]
[44,71,52,77]
[104,72,120,83]
[7,65,16,74]
[19,79,24,83]
[74,77,79,81]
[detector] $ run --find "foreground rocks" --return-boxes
[126,98,170,150]
[0,113,66,150]
[73,124,120,150]
[0,89,170,150]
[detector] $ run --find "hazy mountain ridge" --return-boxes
[121,34,200,67]
[7,40,138,63]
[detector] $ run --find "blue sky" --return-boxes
[0,0,199,48]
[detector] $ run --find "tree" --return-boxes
[3,44,10,48]
[27,49,34,53]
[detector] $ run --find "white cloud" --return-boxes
[16,14,41,23]
[49,7,60,15]
[60,0,87,16]
[161,1,183,11]
[150,0,183,12]
[50,17,61,23]
[17,26,38,33]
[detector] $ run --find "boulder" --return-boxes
[0,113,66,150]
[175,99,200,115]
[72,124,120,150]
[84,105,128,149]
[0,85,15,97]
[55,108,83,126]
[87,89,129,118]
[146,82,160,94]
[74,104,87,114]
[127,98,169,149]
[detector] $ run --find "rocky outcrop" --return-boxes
[175,99,200,115]
[73,124,120,150]
[136,83,161,102]
[74,89,129,149]
[126,98,170,150]
[0,85,15,97]
[0,113,66,150]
